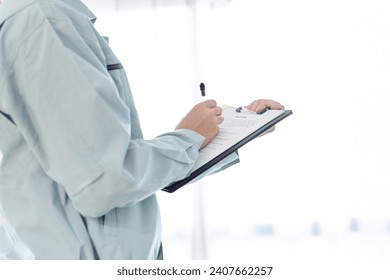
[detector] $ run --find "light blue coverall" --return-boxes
[0,0,238,259]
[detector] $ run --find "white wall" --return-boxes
[83,0,390,260]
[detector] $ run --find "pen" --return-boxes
[200,83,206,97]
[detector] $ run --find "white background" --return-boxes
[84,0,390,260]
[2,0,389,261]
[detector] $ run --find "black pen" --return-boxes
[200,83,206,97]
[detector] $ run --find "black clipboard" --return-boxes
[162,109,293,193]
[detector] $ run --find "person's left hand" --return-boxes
[245,99,285,136]
[245,99,284,112]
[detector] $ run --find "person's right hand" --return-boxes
[175,100,223,149]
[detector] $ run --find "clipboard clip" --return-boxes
[236,106,270,115]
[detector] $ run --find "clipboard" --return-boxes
[163,108,293,193]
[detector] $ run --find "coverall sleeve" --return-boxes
[4,13,238,218]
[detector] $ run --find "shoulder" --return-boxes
[0,0,98,62]
[0,0,96,35]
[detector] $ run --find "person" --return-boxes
[0,0,284,259]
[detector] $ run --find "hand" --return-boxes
[245,99,284,112]
[246,99,284,136]
[176,99,223,149]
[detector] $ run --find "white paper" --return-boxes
[191,105,286,171]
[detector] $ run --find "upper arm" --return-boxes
[8,14,130,197]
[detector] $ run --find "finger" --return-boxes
[253,99,263,110]
[217,116,224,125]
[258,126,276,137]
[204,99,217,108]
[253,100,268,113]
[245,100,256,110]
[214,106,223,116]
[246,99,267,112]
[246,99,285,111]
[265,100,284,110]
[256,99,285,111]
[267,126,276,133]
